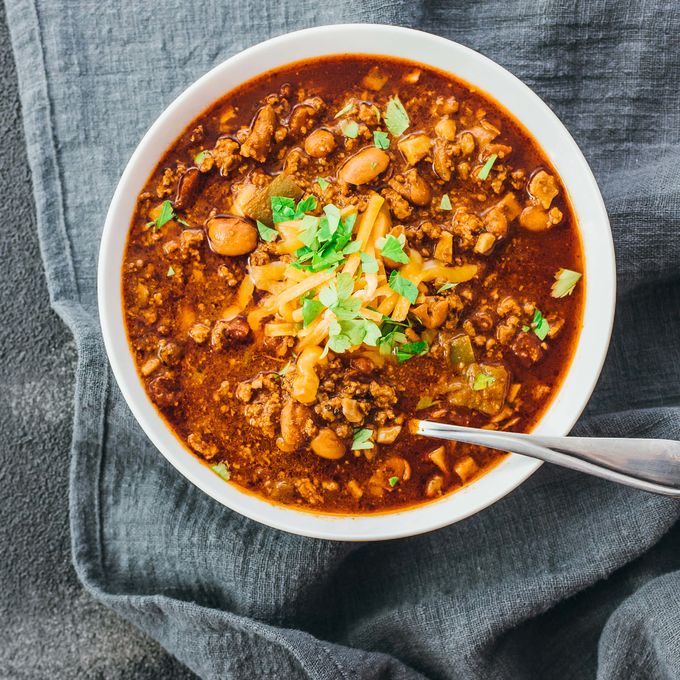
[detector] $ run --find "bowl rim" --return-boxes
[98,24,616,541]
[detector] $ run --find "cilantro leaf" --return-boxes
[384,96,410,136]
[389,270,418,304]
[388,476,399,487]
[316,177,330,191]
[377,320,409,356]
[440,194,452,210]
[378,234,409,264]
[343,241,361,254]
[396,341,428,363]
[478,153,498,180]
[193,150,206,165]
[335,272,354,300]
[334,102,354,119]
[275,362,292,379]
[292,204,357,272]
[211,462,231,481]
[342,120,359,138]
[522,325,530,332]
[352,428,374,450]
[302,298,325,327]
[531,308,551,340]
[360,251,378,273]
[295,195,317,217]
[271,196,296,223]
[299,214,320,247]
[415,396,436,410]
[373,130,390,149]
[551,268,582,298]
[256,220,279,242]
[472,372,496,391]
[150,200,175,231]
[437,282,457,293]
[362,320,382,346]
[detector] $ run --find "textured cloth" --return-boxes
[0,7,194,677]
[5,1,680,678]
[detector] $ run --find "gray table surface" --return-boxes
[0,6,193,678]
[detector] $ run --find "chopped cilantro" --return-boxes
[271,196,296,223]
[256,220,279,242]
[295,195,318,217]
[531,308,551,340]
[271,195,317,224]
[334,101,355,119]
[327,296,362,321]
[319,272,354,308]
[373,130,390,149]
[388,270,418,304]
[316,274,382,356]
[352,428,374,450]
[341,120,359,138]
[439,194,452,210]
[360,251,379,274]
[324,317,381,356]
[473,372,496,391]
[522,325,530,332]
[211,462,231,481]
[388,476,399,487]
[396,340,428,363]
[302,298,325,327]
[478,153,498,180]
[167,265,175,277]
[316,177,330,191]
[384,96,410,136]
[377,319,409,356]
[277,362,292,378]
[437,282,457,294]
[416,395,436,410]
[378,234,409,264]
[551,268,582,298]
[150,200,175,231]
[292,204,357,272]
[193,150,206,165]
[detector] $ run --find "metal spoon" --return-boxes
[411,420,680,496]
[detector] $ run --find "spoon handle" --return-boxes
[413,421,680,497]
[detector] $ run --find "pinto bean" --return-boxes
[240,104,277,162]
[432,138,453,181]
[207,215,258,256]
[304,129,336,158]
[174,167,202,210]
[338,147,390,185]
[310,428,346,460]
[277,399,312,452]
[389,169,431,206]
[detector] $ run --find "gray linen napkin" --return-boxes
[5,1,680,677]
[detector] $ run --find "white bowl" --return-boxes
[98,24,616,541]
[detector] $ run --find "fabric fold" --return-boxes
[5,0,680,678]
